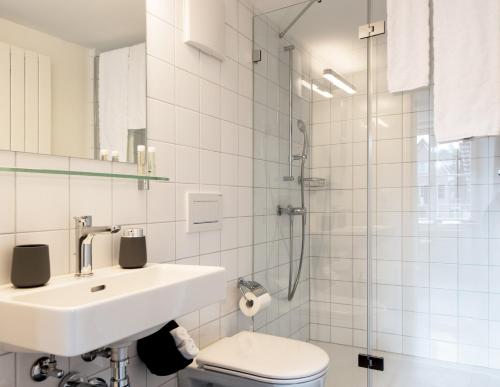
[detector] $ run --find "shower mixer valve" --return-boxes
[277,205,306,216]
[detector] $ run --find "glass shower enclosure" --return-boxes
[252,0,500,387]
[252,0,371,385]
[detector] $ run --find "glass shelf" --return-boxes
[0,167,169,182]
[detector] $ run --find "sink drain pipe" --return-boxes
[109,345,130,387]
[57,344,131,387]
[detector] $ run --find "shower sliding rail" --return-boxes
[283,45,295,182]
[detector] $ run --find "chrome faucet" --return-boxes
[74,216,121,277]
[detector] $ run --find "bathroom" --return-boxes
[0,0,498,386]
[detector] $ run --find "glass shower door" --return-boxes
[252,4,314,341]
[252,1,372,387]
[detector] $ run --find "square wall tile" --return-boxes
[175,106,200,147]
[200,53,221,84]
[0,234,15,285]
[221,121,238,154]
[221,218,238,250]
[112,164,147,225]
[175,145,199,183]
[16,153,69,232]
[200,230,221,255]
[459,265,488,292]
[220,154,238,186]
[147,182,175,223]
[147,56,175,103]
[175,221,199,259]
[224,0,238,27]
[200,150,220,185]
[147,222,175,263]
[200,115,221,152]
[149,140,176,179]
[430,288,457,316]
[0,151,15,234]
[238,2,252,39]
[147,0,175,24]
[221,89,238,123]
[225,25,238,61]
[221,58,238,92]
[200,80,221,117]
[147,13,175,64]
[69,158,112,226]
[430,263,457,290]
[175,69,200,111]
[147,98,175,143]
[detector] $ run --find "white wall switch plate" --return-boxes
[186,192,223,232]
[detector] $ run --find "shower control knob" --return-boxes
[277,205,306,216]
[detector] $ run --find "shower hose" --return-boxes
[287,156,307,301]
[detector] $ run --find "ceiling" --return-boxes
[250,0,386,75]
[0,0,145,51]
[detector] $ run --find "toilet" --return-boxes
[179,331,329,387]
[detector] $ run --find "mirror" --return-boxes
[0,0,146,163]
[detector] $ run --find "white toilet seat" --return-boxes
[201,364,328,384]
[194,331,330,384]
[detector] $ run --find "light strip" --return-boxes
[301,79,333,99]
[312,84,333,99]
[323,69,357,95]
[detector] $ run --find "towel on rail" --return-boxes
[386,0,430,93]
[433,0,500,142]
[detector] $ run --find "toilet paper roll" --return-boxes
[239,291,271,317]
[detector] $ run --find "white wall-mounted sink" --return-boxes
[0,264,226,357]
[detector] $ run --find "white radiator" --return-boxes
[0,42,52,154]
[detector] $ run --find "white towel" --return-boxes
[177,339,199,360]
[387,0,430,93]
[170,326,199,360]
[170,326,191,347]
[433,0,500,143]
[99,47,129,161]
[127,43,146,130]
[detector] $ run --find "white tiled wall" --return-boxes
[251,11,311,340]
[0,0,258,385]
[309,34,500,370]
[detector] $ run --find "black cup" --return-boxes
[11,244,50,288]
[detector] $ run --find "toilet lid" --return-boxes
[196,331,329,382]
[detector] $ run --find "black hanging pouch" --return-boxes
[137,320,193,376]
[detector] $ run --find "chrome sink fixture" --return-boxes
[74,216,121,277]
[0,264,226,386]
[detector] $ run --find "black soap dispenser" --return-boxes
[119,228,147,269]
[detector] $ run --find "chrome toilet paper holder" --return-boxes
[238,278,268,307]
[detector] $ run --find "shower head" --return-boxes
[297,119,307,134]
[296,120,308,158]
